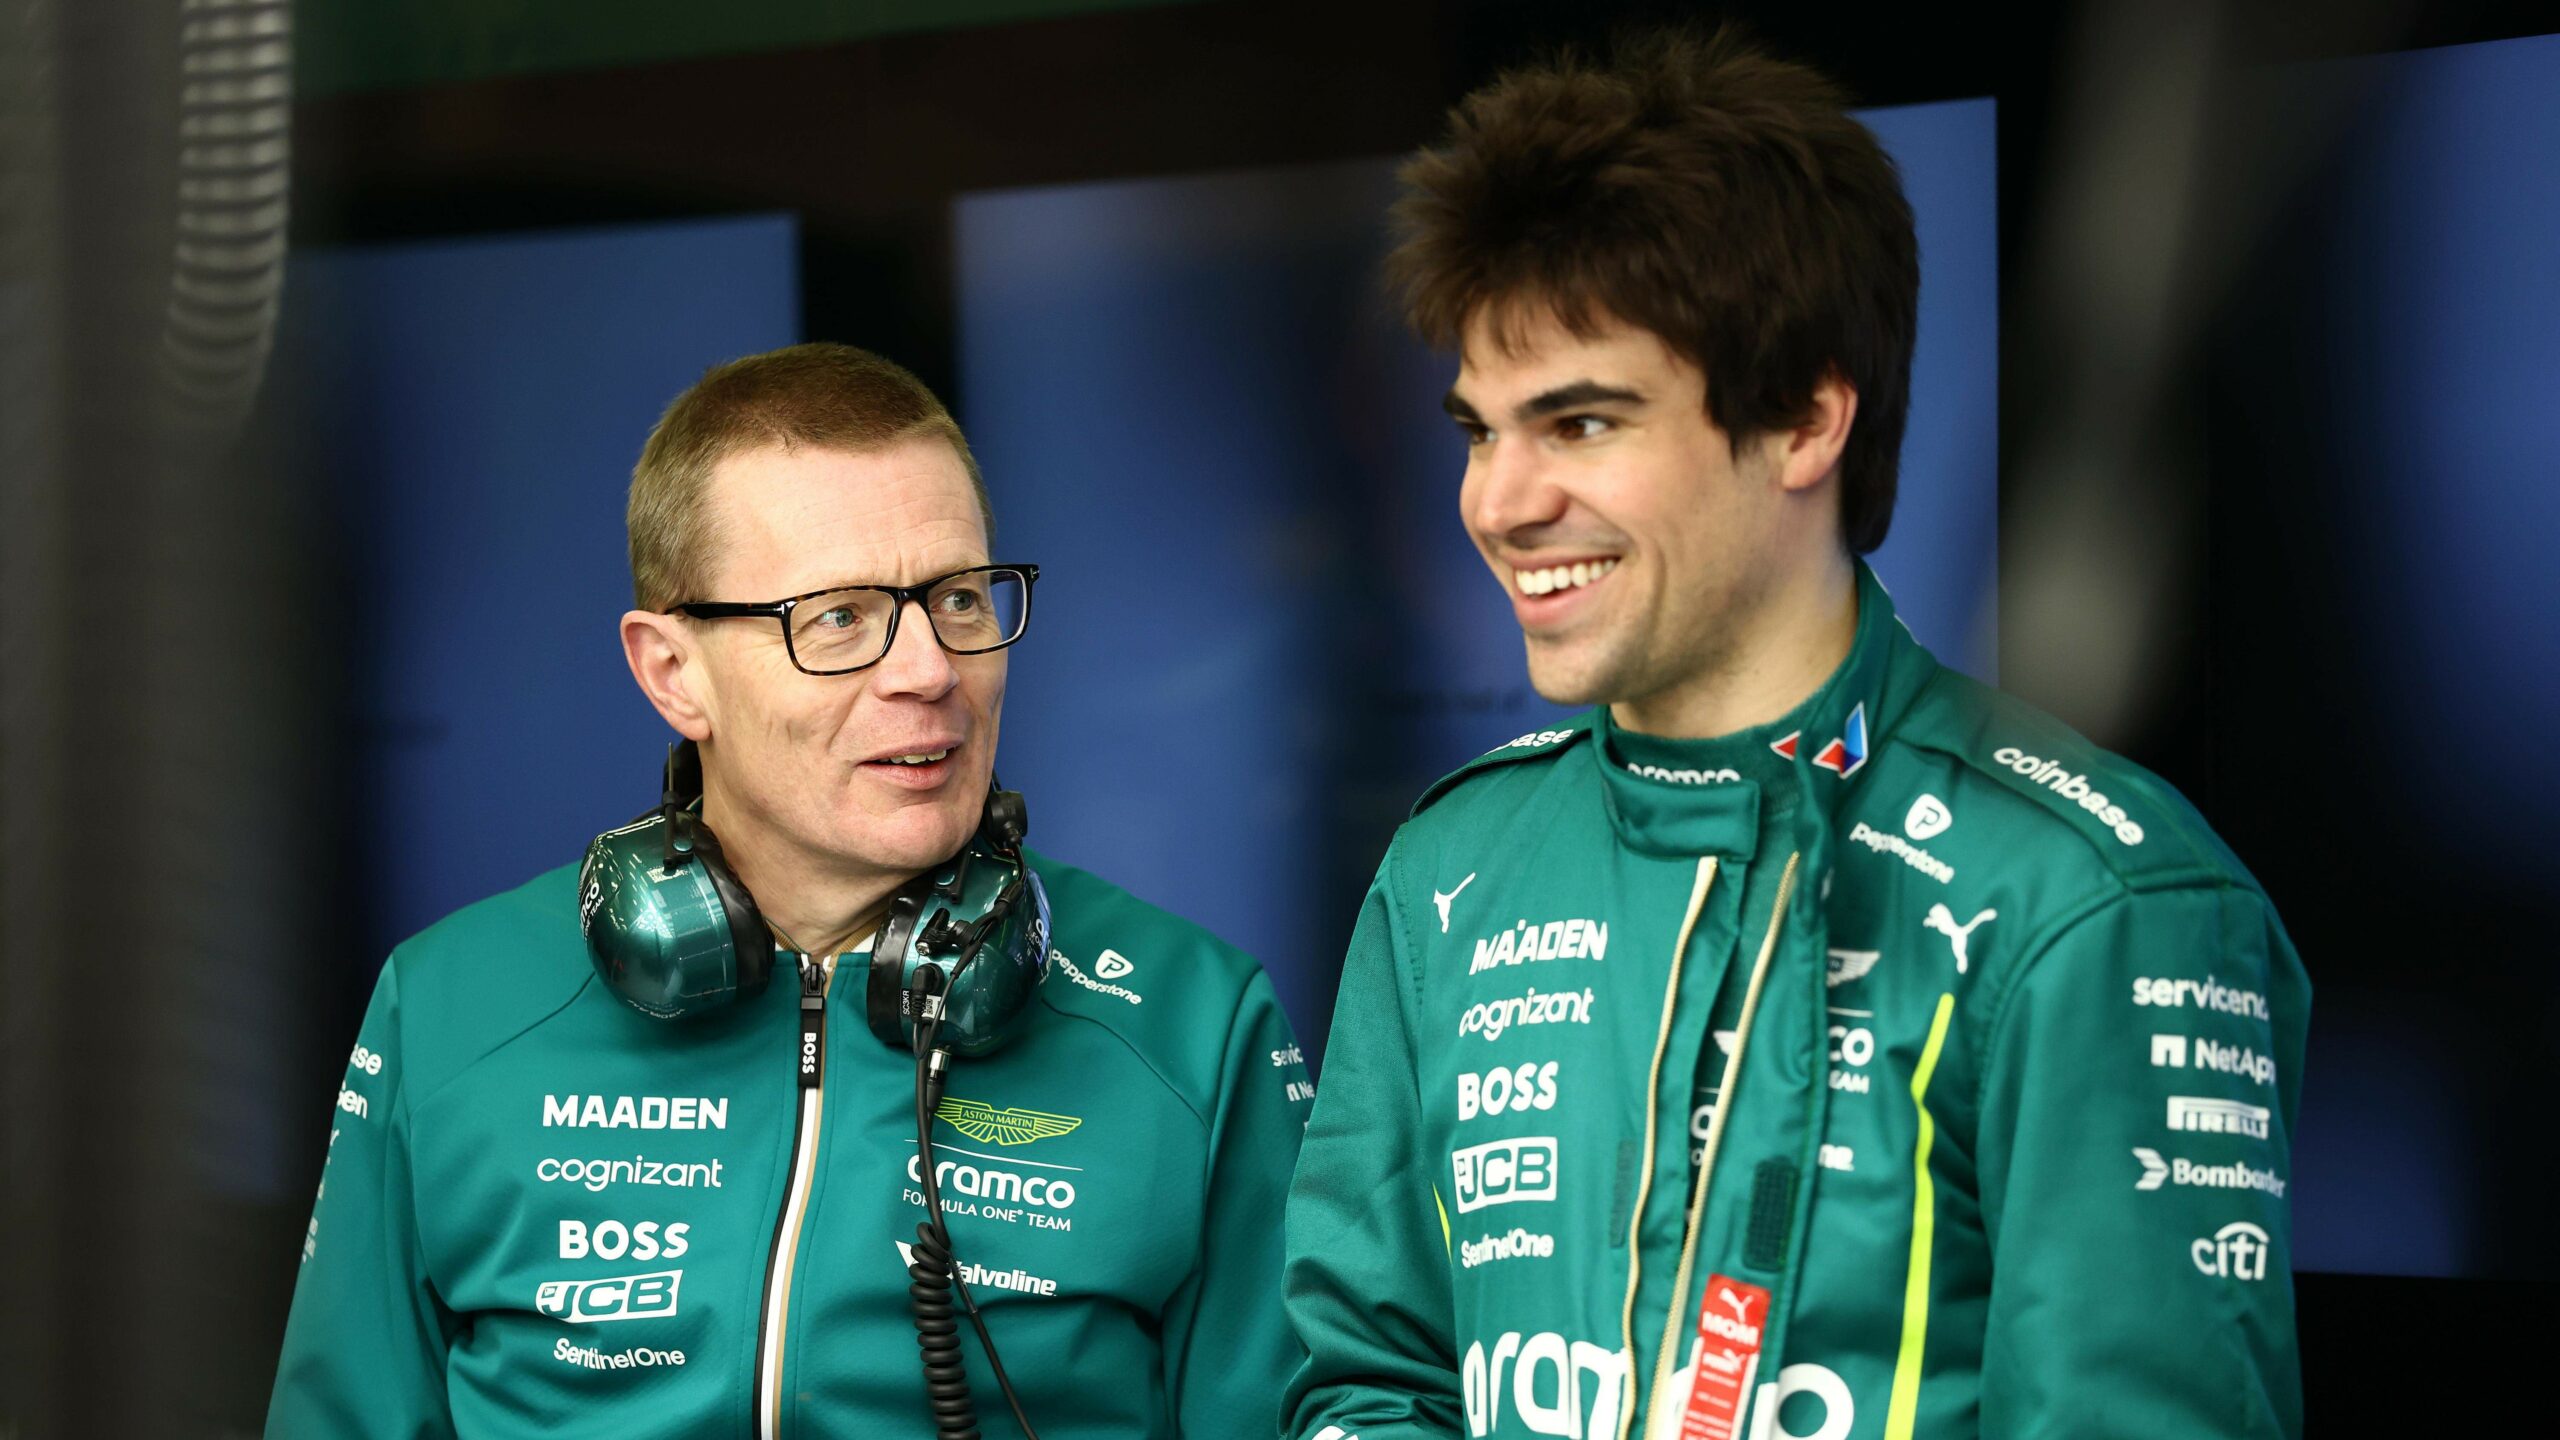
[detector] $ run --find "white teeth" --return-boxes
[882,749,951,766]
[1514,557,1618,597]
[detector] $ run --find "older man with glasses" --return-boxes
[268,342,1314,1440]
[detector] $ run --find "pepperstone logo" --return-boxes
[1992,745,2147,845]
[1457,986,1597,1042]
[1094,949,1135,980]
[1050,948,1141,1005]
[1461,1331,1628,1439]
[1845,821,1955,884]
[2133,976,2272,1021]
[1470,918,1609,974]
[1459,1227,1557,1268]
[2167,1095,2272,1140]
[1904,794,1953,841]
[935,1097,1084,1148]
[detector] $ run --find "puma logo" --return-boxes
[1924,904,1997,973]
[1433,873,1476,934]
[1717,1286,1752,1324]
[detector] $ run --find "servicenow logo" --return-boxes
[2133,976,2271,1021]
[1993,747,2146,845]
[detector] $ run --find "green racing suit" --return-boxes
[268,849,1314,1438]
[1283,562,2307,1440]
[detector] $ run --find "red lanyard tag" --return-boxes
[1679,1273,1772,1440]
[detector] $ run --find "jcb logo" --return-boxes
[534,1269,682,1324]
[1451,1137,1558,1214]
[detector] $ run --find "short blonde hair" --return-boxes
[627,342,991,611]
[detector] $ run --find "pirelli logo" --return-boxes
[2166,1095,2271,1140]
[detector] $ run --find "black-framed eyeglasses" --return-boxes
[672,563,1039,676]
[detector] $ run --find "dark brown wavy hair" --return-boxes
[1388,25,1919,553]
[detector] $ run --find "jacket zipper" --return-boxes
[1613,856,1719,1432]
[1636,852,1800,1435]
[755,954,832,1440]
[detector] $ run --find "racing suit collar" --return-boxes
[1593,560,1919,857]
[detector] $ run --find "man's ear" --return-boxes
[621,610,714,741]
[1774,370,1859,495]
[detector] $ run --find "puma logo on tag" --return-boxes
[1434,873,1476,934]
[1924,904,1997,973]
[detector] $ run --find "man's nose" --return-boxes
[1466,436,1570,542]
[870,600,959,699]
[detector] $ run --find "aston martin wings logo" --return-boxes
[936,1098,1085,1147]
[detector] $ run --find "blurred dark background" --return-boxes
[5,1,2557,1435]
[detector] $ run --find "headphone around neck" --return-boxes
[576,740,1051,1056]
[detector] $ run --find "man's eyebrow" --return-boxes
[1441,390,1483,423]
[1516,380,1646,421]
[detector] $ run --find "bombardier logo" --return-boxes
[1993,746,2146,845]
[1451,1137,1558,1214]
[1470,918,1608,974]
[1458,986,1596,1042]
[534,1270,681,1324]
[2133,1147,2287,1196]
[2168,1095,2271,1139]
[936,1098,1083,1147]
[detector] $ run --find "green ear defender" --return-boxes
[577,741,1049,1055]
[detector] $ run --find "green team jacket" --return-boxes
[1283,564,2307,1440]
[268,849,1314,1439]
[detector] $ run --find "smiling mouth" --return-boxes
[875,749,951,766]
[1513,557,1620,597]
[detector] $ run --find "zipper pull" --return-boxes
[797,957,825,1089]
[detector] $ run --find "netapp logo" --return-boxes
[2149,1034,2278,1087]
[534,1270,681,1324]
[1457,1061,1559,1121]
[2133,976,2271,1021]
[1992,747,2146,844]
[1471,919,1609,974]
[2167,1096,2271,1139]
[1458,986,1596,1043]
[542,1095,729,1130]
[1461,1332,1628,1439]
[1451,1137,1558,1214]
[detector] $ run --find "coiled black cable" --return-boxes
[907,928,1042,1440]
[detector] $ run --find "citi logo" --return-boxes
[2193,1221,2272,1280]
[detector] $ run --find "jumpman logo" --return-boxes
[1923,904,1997,973]
[1433,873,1476,934]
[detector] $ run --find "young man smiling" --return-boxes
[267,343,1314,1438]
[1284,30,2305,1440]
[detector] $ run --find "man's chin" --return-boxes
[1522,638,1625,710]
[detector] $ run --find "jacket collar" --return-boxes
[1590,561,1937,857]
